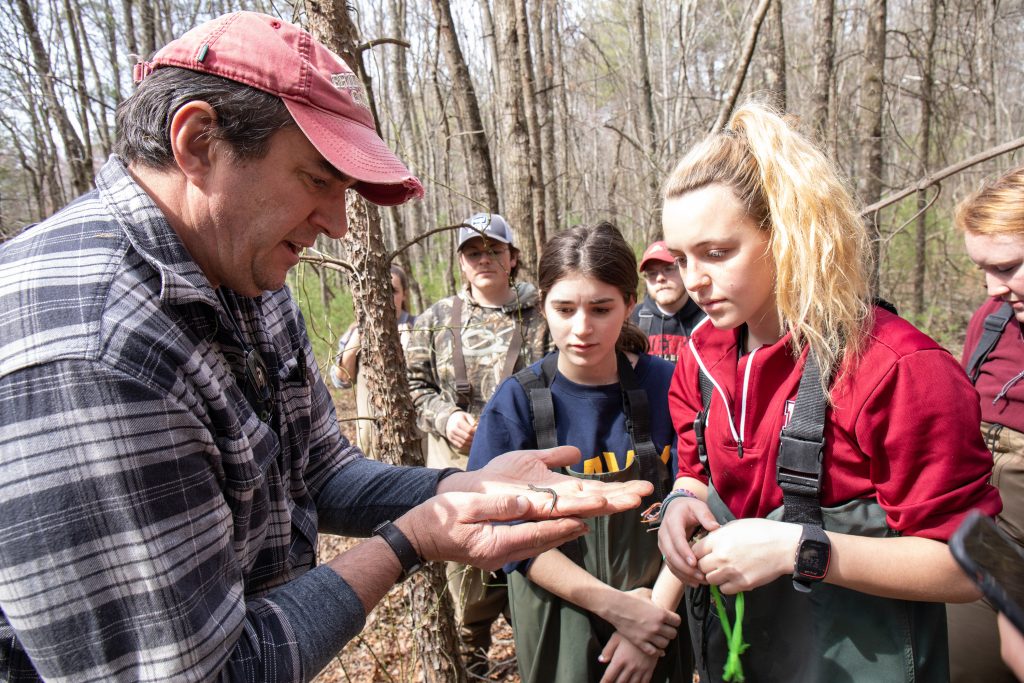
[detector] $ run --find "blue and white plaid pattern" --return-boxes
[0,157,365,681]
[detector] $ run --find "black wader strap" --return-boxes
[512,353,582,563]
[617,352,670,506]
[638,308,654,336]
[450,296,471,410]
[776,349,833,527]
[694,369,714,475]
[966,302,1013,384]
[512,353,560,450]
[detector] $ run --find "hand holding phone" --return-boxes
[950,510,1024,633]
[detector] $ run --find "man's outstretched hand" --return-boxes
[438,445,652,519]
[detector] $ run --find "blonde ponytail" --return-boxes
[664,101,872,385]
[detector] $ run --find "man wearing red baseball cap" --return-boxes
[630,241,705,363]
[0,13,651,682]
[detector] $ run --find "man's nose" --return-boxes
[312,196,349,239]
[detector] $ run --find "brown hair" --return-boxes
[390,264,410,313]
[956,166,1024,237]
[538,222,649,354]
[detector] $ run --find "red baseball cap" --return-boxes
[133,12,423,207]
[639,241,675,271]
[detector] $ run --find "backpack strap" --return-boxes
[450,295,471,410]
[617,352,670,506]
[637,307,654,336]
[500,319,525,381]
[512,353,560,450]
[693,369,715,477]
[776,349,833,527]
[965,302,1014,384]
[512,353,578,564]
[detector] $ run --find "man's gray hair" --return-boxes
[115,67,295,168]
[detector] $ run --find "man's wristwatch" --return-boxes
[792,524,830,593]
[373,520,424,581]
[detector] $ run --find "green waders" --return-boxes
[508,461,692,683]
[687,488,949,683]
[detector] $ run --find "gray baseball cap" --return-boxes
[457,213,515,250]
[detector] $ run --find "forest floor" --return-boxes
[312,388,520,683]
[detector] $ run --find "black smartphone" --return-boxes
[950,510,1024,633]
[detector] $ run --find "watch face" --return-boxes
[797,539,830,580]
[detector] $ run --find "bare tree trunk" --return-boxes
[809,0,835,146]
[982,0,999,146]
[632,0,662,244]
[301,5,466,682]
[429,0,500,212]
[913,0,938,317]
[139,0,156,57]
[386,0,427,310]
[15,0,92,196]
[63,0,93,167]
[493,0,537,278]
[762,0,787,110]
[514,0,546,255]
[711,0,773,132]
[121,0,138,57]
[537,0,560,233]
[857,0,887,294]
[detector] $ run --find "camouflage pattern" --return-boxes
[406,282,549,440]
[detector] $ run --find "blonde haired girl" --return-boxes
[657,102,1001,681]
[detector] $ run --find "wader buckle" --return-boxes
[776,433,823,496]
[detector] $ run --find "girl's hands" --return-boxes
[691,518,802,593]
[598,632,658,683]
[599,587,680,656]
[657,496,721,584]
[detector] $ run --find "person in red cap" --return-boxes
[0,12,652,683]
[630,241,705,363]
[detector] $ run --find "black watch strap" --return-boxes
[373,520,424,581]
[793,523,830,593]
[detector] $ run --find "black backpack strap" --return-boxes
[776,349,833,527]
[617,353,670,506]
[450,295,471,410]
[693,369,715,477]
[965,302,1014,384]
[512,353,560,450]
[873,297,898,316]
[637,307,654,336]
[512,353,585,565]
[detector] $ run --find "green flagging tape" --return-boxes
[711,585,749,682]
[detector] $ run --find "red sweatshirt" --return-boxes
[670,307,1001,541]
[962,297,1024,433]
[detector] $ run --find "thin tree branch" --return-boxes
[298,248,357,274]
[861,135,1024,215]
[354,37,411,54]
[711,0,773,132]
[389,222,467,260]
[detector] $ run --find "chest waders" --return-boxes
[689,349,948,682]
[506,353,690,683]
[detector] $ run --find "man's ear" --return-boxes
[169,101,219,185]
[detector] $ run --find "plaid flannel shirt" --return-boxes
[0,157,440,682]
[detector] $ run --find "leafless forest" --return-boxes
[2,0,1023,680]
